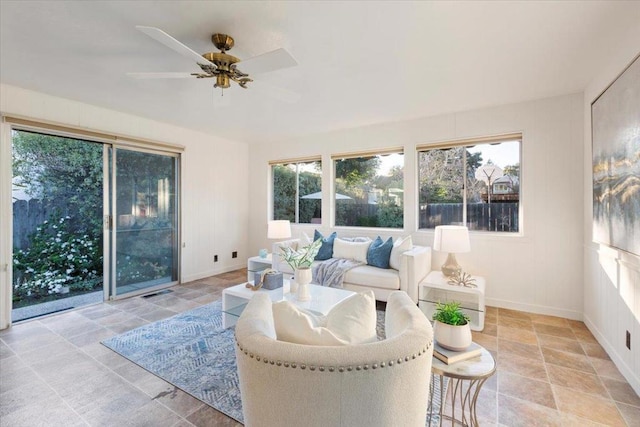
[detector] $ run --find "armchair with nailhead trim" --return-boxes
[234,291,434,427]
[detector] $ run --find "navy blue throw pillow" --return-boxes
[314,230,337,260]
[367,236,393,269]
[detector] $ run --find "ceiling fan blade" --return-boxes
[239,48,297,75]
[127,72,195,79]
[135,26,214,67]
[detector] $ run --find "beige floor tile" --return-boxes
[573,327,599,344]
[497,393,561,426]
[154,387,206,417]
[498,371,556,409]
[541,347,595,374]
[529,313,569,327]
[546,364,606,395]
[498,339,542,361]
[581,341,610,360]
[485,312,498,324]
[553,385,627,426]
[497,353,548,381]
[473,331,498,351]
[186,404,243,426]
[497,316,534,331]
[533,323,576,340]
[498,308,531,321]
[590,358,628,382]
[617,402,640,426]
[486,306,498,316]
[601,377,640,407]
[498,325,538,345]
[537,333,585,355]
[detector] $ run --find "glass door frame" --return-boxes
[108,144,181,300]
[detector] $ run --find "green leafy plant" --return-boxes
[432,301,470,326]
[280,238,322,270]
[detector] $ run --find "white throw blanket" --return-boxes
[313,258,364,288]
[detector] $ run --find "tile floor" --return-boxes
[1,269,638,426]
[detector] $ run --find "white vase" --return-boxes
[295,267,312,301]
[434,320,472,351]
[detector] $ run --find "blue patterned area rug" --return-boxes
[102,300,442,425]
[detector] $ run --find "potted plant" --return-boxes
[280,238,322,300]
[432,301,472,351]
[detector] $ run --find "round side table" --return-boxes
[427,344,496,427]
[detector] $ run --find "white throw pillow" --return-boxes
[272,290,377,346]
[389,235,412,270]
[332,237,372,263]
[300,232,313,245]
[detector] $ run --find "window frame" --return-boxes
[270,156,322,225]
[331,148,405,229]
[416,133,522,234]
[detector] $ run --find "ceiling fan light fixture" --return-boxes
[215,74,230,89]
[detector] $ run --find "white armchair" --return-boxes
[234,291,434,427]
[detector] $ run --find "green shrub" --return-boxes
[13,216,102,301]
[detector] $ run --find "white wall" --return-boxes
[0,84,249,328]
[248,93,584,320]
[583,42,640,394]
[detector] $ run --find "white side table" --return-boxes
[247,254,273,281]
[419,271,486,331]
[428,344,496,427]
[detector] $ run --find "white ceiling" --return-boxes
[1,1,639,144]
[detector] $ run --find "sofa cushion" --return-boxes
[389,235,412,270]
[333,237,371,263]
[314,230,337,260]
[272,291,377,346]
[344,265,400,290]
[367,236,393,269]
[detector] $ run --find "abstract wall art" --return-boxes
[592,53,640,256]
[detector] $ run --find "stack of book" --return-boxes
[433,341,482,365]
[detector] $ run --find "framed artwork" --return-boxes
[591,53,640,256]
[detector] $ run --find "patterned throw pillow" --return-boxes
[314,230,337,260]
[367,236,394,269]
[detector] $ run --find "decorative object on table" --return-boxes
[245,268,283,291]
[294,267,312,301]
[432,301,472,351]
[258,248,268,258]
[592,54,640,257]
[433,341,482,365]
[447,270,477,288]
[433,225,470,278]
[280,238,322,299]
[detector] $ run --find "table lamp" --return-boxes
[267,220,291,240]
[433,225,470,277]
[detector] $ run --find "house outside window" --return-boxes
[417,134,521,232]
[271,158,322,224]
[333,150,404,228]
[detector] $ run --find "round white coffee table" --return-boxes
[427,344,495,427]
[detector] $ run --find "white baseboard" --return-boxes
[181,262,246,284]
[485,297,583,321]
[583,314,640,397]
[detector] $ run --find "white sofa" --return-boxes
[272,237,431,303]
[235,291,434,427]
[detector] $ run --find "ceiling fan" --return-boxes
[128,26,298,96]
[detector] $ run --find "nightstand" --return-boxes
[419,271,486,331]
[246,254,273,282]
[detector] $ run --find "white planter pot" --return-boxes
[295,267,312,301]
[434,320,472,351]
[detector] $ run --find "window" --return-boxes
[272,158,322,224]
[418,135,521,232]
[333,150,404,228]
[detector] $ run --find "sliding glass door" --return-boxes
[111,148,179,297]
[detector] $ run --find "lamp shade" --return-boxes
[433,225,470,253]
[267,220,292,239]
